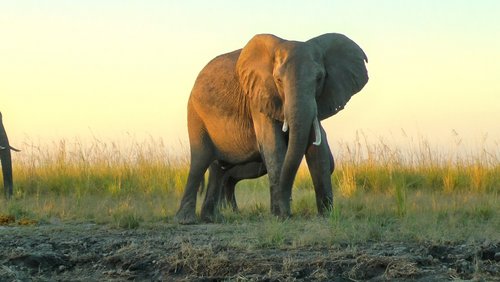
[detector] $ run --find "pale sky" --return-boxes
[1,1,499,152]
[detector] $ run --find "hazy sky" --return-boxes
[2,1,499,151]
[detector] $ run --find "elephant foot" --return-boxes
[174,209,197,225]
[200,211,214,223]
[202,198,227,223]
[273,212,292,222]
[273,200,291,219]
[317,198,334,216]
[280,212,292,220]
[271,203,281,216]
[317,209,330,217]
[200,212,224,223]
[272,206,291,220]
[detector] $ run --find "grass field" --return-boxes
[2,134,499,243]
[1,135,499,280]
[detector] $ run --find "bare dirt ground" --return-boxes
[0,223,499,281]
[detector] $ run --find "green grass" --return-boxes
[0,135,499,246]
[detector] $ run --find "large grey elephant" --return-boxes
[175,33,368,224]
[0,112,20,199]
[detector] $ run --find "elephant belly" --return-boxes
[204,117,260,163]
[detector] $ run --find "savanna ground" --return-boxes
[1,134,499,281]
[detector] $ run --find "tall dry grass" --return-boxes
[0,132,498,240]
[333,131,500,196]
[11,136,190,198]
[6,132,499,198]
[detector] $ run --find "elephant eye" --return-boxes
[317,70,326,81]
[315,73,325,94]
[316,73,325,84]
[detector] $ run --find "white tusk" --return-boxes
[312,117,321,146]
[282,120,288,132]
[10,146,21,152]
[0,146,6,150]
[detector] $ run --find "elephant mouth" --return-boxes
[282,117,321,146]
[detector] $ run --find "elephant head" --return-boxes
[0,112,20,199]
[236,33,368,215]
[237,33,368,123]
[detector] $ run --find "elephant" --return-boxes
[0,112,20,199]
[204,135,335,215]
[207,161,268,213]
[175,33,368,224]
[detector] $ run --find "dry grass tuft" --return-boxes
[168,242,232,278]
[385,260,420,279]
[17,218,38,226]
[0,214,15,225]
[0,214,37,226]
[348,255,420,280]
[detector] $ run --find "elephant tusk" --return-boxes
[282,120,288,132]
[10,146,20,152]
[312,117,321,146]
[0,145,19,151]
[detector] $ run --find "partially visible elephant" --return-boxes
[175,33,368,224]
[205,132,335,217]
[210,161,267,214]
[0,112,20,199]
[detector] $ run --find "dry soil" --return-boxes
[0,223,499,281]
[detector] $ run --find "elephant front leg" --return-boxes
[0,113,14,200]
[305,127,334,215]
[258,146,283,215]
[253,115,287,217]
[0,148,13,199]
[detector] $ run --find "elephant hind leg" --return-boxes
[175,149,213,224]
[215,175,238,212]
[201,162,225,222]
[225,178,239,212]
[175,108,215,224]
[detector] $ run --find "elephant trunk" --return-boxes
[278,98,317,216]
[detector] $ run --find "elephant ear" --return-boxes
[236,34,285,121]
[308,33,369,120]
